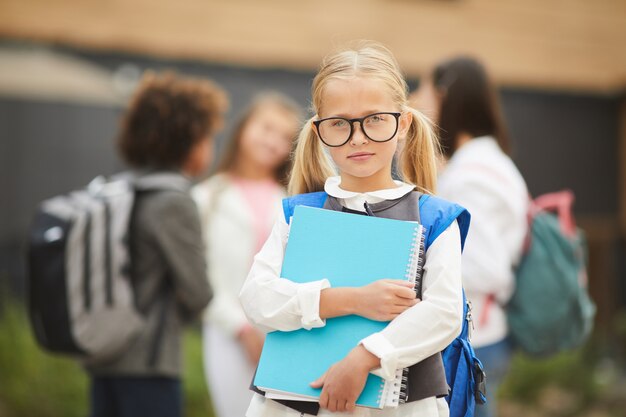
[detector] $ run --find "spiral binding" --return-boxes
[397,367,410,403]
[380,225,425,408]
[414,227,426,299]
[405,226,425,293]
[378,362,411,407]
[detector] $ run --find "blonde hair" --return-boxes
[288,41,441,196]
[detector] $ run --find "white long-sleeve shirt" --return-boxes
[438,136,528,347]
[239,177,464,417]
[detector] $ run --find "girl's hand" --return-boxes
[310,345,380,412]
[355,279,419,321]
[238,324,265,365]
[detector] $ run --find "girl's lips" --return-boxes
[347,152,375,161]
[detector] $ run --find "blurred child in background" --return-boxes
[192,92,301,417]
[413,57,529,417]
[88,72,227,417]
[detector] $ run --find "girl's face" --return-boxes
[316,77,411,188]
[238,104,297,173]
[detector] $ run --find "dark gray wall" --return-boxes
[0,99,122,241]
[504,89,620,215]
[0,99,123,293]
[0,46,622,294]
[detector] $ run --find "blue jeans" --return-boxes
[90,376,182,417]
[474,339,513,417]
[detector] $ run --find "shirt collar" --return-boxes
[324,176,414,201]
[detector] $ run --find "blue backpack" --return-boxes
[282,192,487,417]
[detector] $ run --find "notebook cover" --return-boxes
[254,206,421,408]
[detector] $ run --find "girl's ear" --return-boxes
[399,111,413,138]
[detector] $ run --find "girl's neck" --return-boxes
[455,132,473,151]
[338,170,398,194]
[231,159,275,182]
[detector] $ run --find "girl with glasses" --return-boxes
[240,41,470,417]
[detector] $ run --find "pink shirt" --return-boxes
[232,177,281,254]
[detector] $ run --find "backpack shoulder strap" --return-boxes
[418,194,471,252]
[282,192,471,250]
[282,192,328,224]
[132,172,190,193]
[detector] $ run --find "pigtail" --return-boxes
[399,107,442,195]
[288,117,336,195]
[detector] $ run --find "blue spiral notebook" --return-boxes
[253,205,425,409]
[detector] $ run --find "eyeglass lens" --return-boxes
[317,113,399,146]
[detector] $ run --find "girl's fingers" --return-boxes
[389,302,404,310]
[328,398,339,412]
[392,298,420,309]
[319,390,328,409]
[385,279,415,288]
[338,399,349,412]
[394,297,417,307]
[393,285,417,299]
[310,372,326,388]
[392,303,417,314]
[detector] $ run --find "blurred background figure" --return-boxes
[192,92,301,417]
[412,57,528,417]
[87,72,227,417]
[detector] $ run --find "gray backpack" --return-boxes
[27,173,174,364]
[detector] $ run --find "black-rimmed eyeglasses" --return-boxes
[313,112,401,147]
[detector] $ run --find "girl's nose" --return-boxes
[349,122,369,146]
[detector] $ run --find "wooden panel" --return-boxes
[0,0,625,92]
[579,216,620,337]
